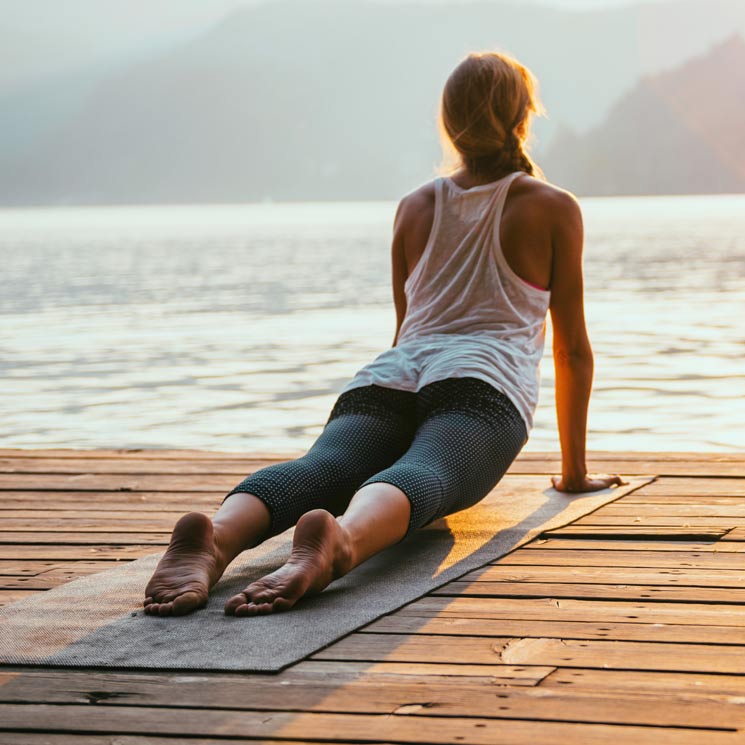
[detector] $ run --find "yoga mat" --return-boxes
[0,476,649,672]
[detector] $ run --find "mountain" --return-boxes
[542,35,745,195]
[1,0,744,204]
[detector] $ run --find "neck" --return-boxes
[450,166,515,189]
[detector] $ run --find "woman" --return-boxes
[144,50,622,618]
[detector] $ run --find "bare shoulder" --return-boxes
[394,181,436,234]
[507,175,582,228]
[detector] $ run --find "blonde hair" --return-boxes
[437,50,545,179]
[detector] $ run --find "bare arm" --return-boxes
[391,199,408,346]
[548,193,623,492]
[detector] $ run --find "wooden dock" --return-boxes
[1,448,744,744]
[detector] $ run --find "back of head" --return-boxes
[438,51,545,179]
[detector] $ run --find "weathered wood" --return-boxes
[432,581,745,604]
[0,546,154,560]
[461,563,745,586]
[0,561,58,576]
[1,669,743,730]
[0,490,224,506]
[0,474,237,492]
[722,527,745,541]
[1,565,121,590]
[595,503,745,516]
[542,667,745,695]
[0,519,183,531]
[0,589,38,606]
[0,510,190,521]
[500,637,745,674]
[365,614,745,644]
[0,736,308,745]
[0,532,168,545]
[512,548,745,564]
[526,538,745,552]
[317,633,745,674]
[0,457,266,475]
[395,596,745,626]
[542,527,728,539]
[2,449,745,744]
[0,704,739,744]
[568,516,744,527]
[632,479,745,496]
[622,495,745,505]
[313,634,513,664]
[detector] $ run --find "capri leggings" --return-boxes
[224,376,528,540]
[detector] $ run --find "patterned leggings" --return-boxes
[225,377,528,540]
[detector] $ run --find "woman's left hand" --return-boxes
[551,474,626,493]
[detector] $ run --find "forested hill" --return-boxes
[542,35,745,196]
[2,0,744,203]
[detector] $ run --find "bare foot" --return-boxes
[224,509,353,616]
[144,512,226,617]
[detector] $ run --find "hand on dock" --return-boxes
[551,474,627,493]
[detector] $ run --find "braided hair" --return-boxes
[438,51,545,180]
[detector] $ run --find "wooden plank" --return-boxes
[0,532,168,545]
[0,546,154,560]
[459,563,745,587]
[722,527,745,541]
[313,634,514,664]
[317,633,745,675]
[431,581,745,604]
[365,614,745,645]
[0,704,739,745]
[1,670,743,730]
[542,667,745,695]
[632,479,745,496]
[1,565,121,590]
[568,516,744,527]
[596,503,745,516]
[0,448,739,462]
[0,458,267,475]
[0,448,293,460]
[0,474,237,492]
[0,589,38,606]
[0,660,552,691]
[0,510,194,521]
[0,738,276,745]
[500,637,745,674]
[0,490,225,504]
[0,519,183,531]
[527,538,745,552]
[542,527,728,539]
[0,562,57,577]
[622,496,745,505]
[0,736,312,745]
[512,547,745,564]
[395,596,745,626]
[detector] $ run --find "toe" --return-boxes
[224,592,248,614]
[171,591,205,616]
[273,597,294,612]
[157,602,173,617]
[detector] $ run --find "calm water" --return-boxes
[1,195,744,456]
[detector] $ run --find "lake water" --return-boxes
[1,195,744,456]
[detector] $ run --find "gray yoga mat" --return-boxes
[0,476,648,672]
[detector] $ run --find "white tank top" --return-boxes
[340,171,551,430]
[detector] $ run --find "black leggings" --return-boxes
[224,377,528,539]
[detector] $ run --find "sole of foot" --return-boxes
[144,511,224,617]
[224,509,353,617]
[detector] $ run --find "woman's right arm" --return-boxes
[547,191,623,493]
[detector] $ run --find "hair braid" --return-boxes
[437,51,545,180]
